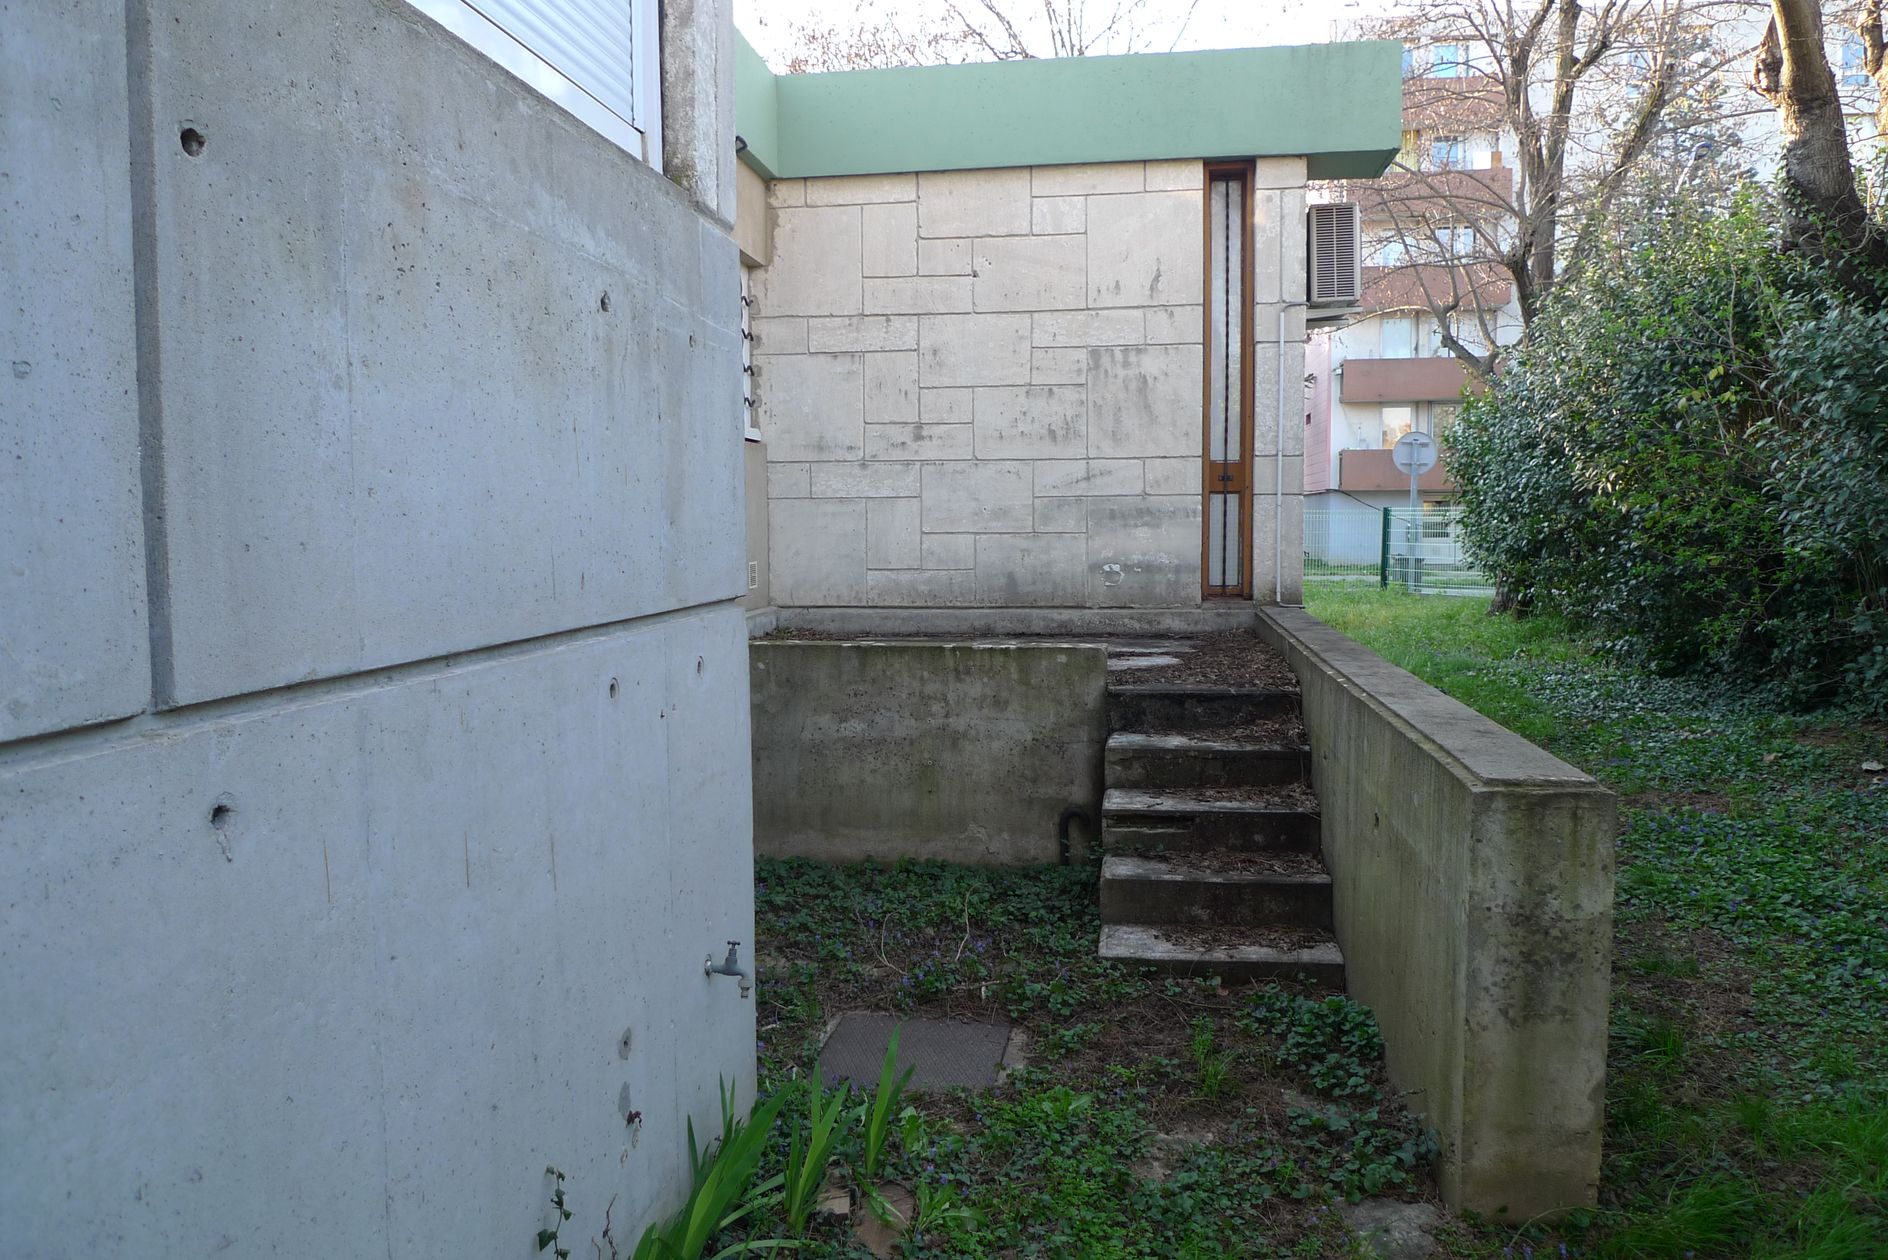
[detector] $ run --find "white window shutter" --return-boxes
[464,0,642,129]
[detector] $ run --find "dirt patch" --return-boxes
[1620,790,1732,815]
[1158,923,1336,953]
[1794,721,1888,749]
[1147,848,1328,877]
[1165,782,1321,811]
[1193,713,1310,745]
[1614,915,1763,1085]
[1125,632,1300,690]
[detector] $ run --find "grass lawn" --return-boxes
[1304,584,1888,1259]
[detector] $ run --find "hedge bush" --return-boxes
[1449,192,1888,710]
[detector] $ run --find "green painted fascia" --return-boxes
[734,39,1403,182]
[734,31,781,179]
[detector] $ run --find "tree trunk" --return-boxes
[1864,0,1888,144]
[1754,2,1884,265]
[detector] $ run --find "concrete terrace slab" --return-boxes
[818,1014,1012,1091]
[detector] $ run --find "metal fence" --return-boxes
[1303,504,1492,595]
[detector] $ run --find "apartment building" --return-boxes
[1302,43,1515,563]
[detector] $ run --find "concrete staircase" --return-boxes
[1096,677,1345,987]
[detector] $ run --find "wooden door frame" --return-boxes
[1200,160,1257,599]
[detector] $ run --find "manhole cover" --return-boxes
[818,1013,1011,1091]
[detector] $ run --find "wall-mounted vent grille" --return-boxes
[1307,204,1362,306]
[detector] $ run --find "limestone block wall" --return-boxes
[750,159,1308,609]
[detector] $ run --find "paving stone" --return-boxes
[972,385,1086,459]
[865,276,973,315]
[864,422,972,462]
[918,168,1031,238]
[973,235,1086,312]
[864,351,918,424]
[1087,344,1200,458]
[1032,162,1144,196]
[1032,195,1086,235]
[918,314,1031,387]
[1338,1198,1441,1260]
[754,205,862,316]
[975,532,1085,605]
[818,1013,1012,1090]
[810,461,918,499]
[866,498,920,569]
[755,352,864,461]
[1087,191,1202,308]
[862,202,918,277]
[808,315,916,354]
[865,567,977,606]
[1087,495,1202,607]
[921,460,1032,533]
[1145,304,1203,344]
[1034,458,1143,498]
[918,237,973,275]
[919,533,974,570]
[770,498,866,605]
[806,172,916,205]
[1144,159,1203,190]
[1032,308,1143,348]
[1031,347,1087,385]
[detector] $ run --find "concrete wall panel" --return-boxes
[143,0,744,705]
[0,606,756,1256]
[751,640,1106,863]
[0,0,148,742]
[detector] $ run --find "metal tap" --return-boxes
[704,940,751,998]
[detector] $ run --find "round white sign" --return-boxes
[1391,430,1439,476]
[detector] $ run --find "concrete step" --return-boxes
[1106,685,1299,734]
[1098,853,1333,929]
[1099,923,1346,987]
[1105,731,1310,790]
[1102,788,1320,853]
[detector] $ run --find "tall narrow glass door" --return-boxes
[1204,165,1254,597]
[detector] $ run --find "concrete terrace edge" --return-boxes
[769,605,1260,637]
[1256,607,1615,1220]
[733,31,1403,182]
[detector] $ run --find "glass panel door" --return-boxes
[1203,165,1254,597]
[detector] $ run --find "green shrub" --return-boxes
[1449,190,1888,709]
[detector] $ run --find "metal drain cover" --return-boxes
[818,1012,1012,1091]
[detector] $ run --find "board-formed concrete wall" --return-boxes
[749,159,1306,611]
[1,1,753,1254]
[1257,609,1614,1219]
[751,641,1107,863]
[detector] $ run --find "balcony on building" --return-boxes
[1360,262,1512,313]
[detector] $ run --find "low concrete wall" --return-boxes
[751,641,1106,864]
[1257,608,1614,1220]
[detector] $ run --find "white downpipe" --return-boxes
[1275,300,1308,606]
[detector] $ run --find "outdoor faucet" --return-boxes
[705,941,751,999]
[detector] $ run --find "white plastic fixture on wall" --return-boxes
[405,0,662,169]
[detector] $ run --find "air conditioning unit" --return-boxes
[1307,203,1362,306]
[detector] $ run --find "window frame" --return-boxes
[1428,135,1467,170]
[405,0,662,168]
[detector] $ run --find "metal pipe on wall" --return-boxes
[1276,299,1308,607]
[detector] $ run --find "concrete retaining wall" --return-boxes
[1257,608,1614,1219]
[751,641,1106,864]
[2,0,751,1253]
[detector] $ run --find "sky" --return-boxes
[734,0,1404,68]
